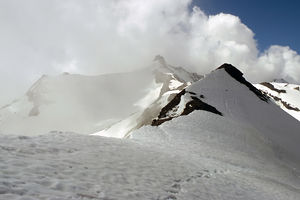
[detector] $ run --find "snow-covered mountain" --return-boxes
[92,55,202,138]
[0,56,202,136]
[152,64,300,162]
[255,82,300,121]
[1,63,299,200]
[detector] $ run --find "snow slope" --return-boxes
[0,114,299,199]
[255,82,300,121]
[0,56,201,136]
[0,64,300,199]
[152,64,300,163]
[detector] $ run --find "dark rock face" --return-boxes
[152,90,186,126]
[260,82,286,93]
[217,64,269,102]
[182,96,223,116]
[281,101,300,111]
[261,91,300,112]
[152,90,223,126]
[158,90,186,119]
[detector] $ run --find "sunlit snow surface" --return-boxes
[0,112,300,199]
[255,82,300,121]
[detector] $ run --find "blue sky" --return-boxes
[193,0,300,53]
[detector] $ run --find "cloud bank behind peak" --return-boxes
[0,0,300,106]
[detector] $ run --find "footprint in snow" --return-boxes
[162,169,226,200]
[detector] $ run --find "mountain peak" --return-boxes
[216,63,243,77]
[216,63,269,102]
[152,63,271,126]
[153,55,167,66]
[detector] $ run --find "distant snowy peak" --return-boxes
[0,56,202,136]
[153,55,203,83]
[255,82,300,121]
[92,57,203,138]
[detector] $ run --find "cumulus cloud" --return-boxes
[254,46,300,83]
[0,0,300,105]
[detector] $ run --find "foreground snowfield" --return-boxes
[1,112,300,200]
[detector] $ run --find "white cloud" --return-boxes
[255,46,300,83]
[0,0,300,105]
